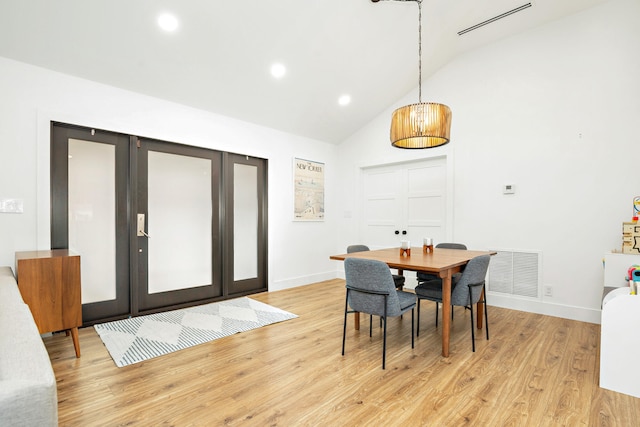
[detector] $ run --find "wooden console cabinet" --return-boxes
[15,250,82,357]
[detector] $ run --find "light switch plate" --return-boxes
[0,198,24,213]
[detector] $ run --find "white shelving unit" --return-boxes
[600,253,640,397]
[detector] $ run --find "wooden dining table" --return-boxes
[330,247,495,357]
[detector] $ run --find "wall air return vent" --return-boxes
[458,3,533,36]
[487,249,541,299]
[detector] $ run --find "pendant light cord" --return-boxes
[417,0,422,103]
[372,0,423,102]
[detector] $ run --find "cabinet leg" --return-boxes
[70,327,81,358]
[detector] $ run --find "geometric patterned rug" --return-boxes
[94,297,297,367]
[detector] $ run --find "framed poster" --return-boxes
[293,158,324,221]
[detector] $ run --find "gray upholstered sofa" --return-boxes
[0,266,58,426]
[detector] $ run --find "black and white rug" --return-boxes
[94,297,297,367]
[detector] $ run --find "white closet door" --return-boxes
[359,165,403,247]
[405,159,447,245]
[360,157,447,249]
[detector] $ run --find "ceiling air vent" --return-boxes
[457,3,533,36]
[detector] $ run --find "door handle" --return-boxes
[395,230,400,235]
[402,230,407,235]
[137,213,150,237]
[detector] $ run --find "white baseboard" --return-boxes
[488,292,602,325]
[270,271,337,292]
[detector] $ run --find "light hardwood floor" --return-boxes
[44,279,639,426]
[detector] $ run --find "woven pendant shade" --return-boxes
[379,0,453,149]
[390,102,452,149]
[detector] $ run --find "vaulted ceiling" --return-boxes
[0,0,609,143]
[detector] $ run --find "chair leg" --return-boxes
[342,290,349,356]
[468,287,476,352]
[411,308,415,349]
[382,296,388,369]
[483,285,489,341]
[417,299,421,337]
[435,302,438,327]
[470,305,477,352]
[382,316,387,369]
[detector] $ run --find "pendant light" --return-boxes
[374,0,452,149]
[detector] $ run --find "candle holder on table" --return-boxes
[400,240,411,257]
[423,238,434,253]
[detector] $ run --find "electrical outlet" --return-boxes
[544,285,553,297]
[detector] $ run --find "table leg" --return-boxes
[477,288,485,329]
[354,312,360,330]
[441,270,452,357]
[70,327,81,358]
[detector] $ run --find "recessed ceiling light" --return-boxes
[158,13,179,32]
[338,95,351,106]
[270,63,286,79]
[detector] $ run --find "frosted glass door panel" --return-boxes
[234,163,258,281]
[147,151,212,293]
[68,138,116,304]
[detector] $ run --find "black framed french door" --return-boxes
[51,123,131,323]
[134,137,222,312]
[223,153,268,296]
[51,122,268,324]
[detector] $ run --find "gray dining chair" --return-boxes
[342,257,416,369]
[347,244,406,289]
[416,242,467,283]
[415,254,491,352]
[416,242,467,326]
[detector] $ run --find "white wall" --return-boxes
[0,56,339,291]
[1,0,637,323]
[335,0,640,323]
